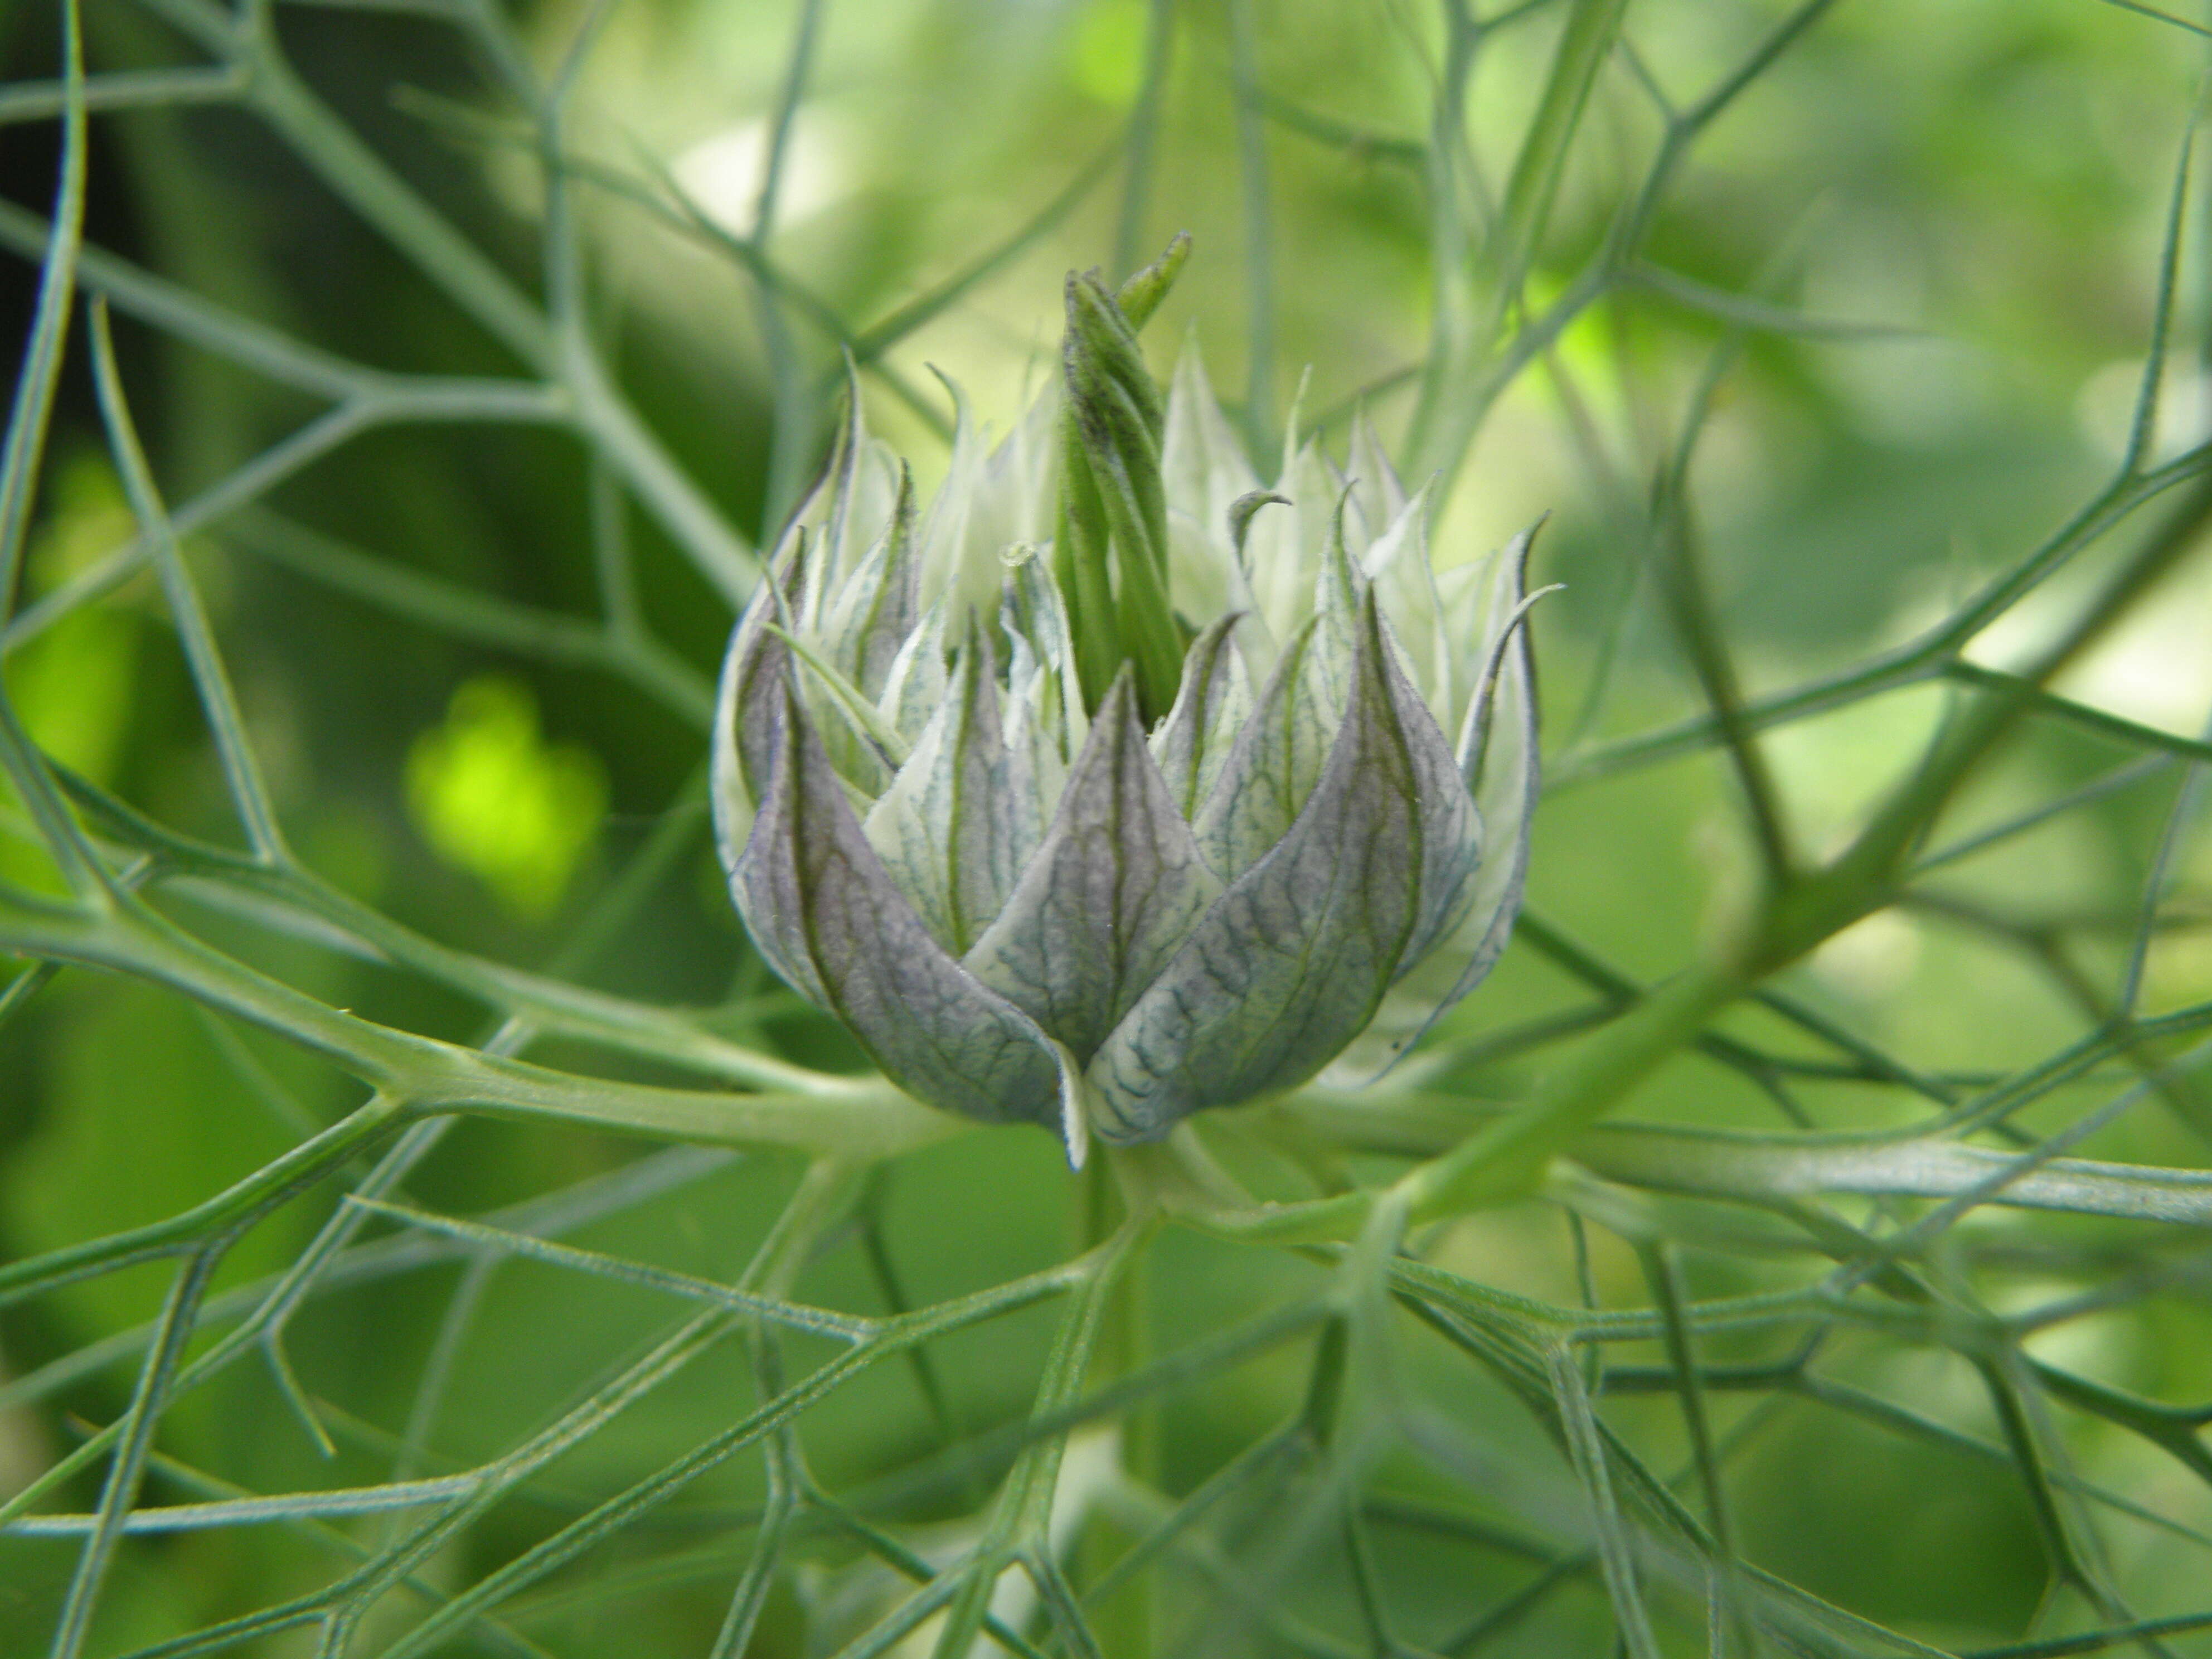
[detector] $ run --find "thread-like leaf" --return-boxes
[1547,1345,1665,1659]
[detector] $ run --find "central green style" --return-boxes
[712,241,1541,1158]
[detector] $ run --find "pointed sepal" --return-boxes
[728,673,1063,1127]
[966,672,1222,1063]
[1085,590,1471,1141]
[864,626,1039,954]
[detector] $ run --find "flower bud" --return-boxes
[713,251,1542,1161]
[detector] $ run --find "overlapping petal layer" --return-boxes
[712,294,1542,1156]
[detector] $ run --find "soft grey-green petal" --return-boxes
[1084,592,1454,1141]
[916,375,1026,634]
[1362,484,1452,712]
[713,536,810,846]
[1150,614,1251,823]
[781,372,899,628]
[1163,343,1261,533]
[1388,635,1481,979]
[879,596,949,748]
[1454,522,1545,788]
[822,464,920,701]
[787,651,898,801]
[819,419,902,618]
[729,675,1061,1127]
[959,384,1063,596]
[711,615,774,874]
[1354,524,1545,1075]
[1162,344,1258,620]
[1346,407,1408,544]
[966,673,1221,1061]
[1307,486,1366,719]
[1240,430,1345,652]
[864,630,1039,953]
[1192,615,1335,881]
[1446,523,1542,968]
[1001,551,1087,765]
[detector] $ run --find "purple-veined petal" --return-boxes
[966,672,1221,1061]
[730,674,1063,1128]
[1085,590,1467,1141]
[1349,522,1546,1076]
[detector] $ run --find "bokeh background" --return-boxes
[3,0,2211,1651]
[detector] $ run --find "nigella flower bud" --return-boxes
[712,244,1544,1163]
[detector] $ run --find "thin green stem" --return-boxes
[221,507,712,727]
[0,61,246,125]
[48,1241,231,1659]
[89,301,290,863]
[1649,338,1795,882]
[1113,0,1178,276]
[750,0,827,536]
[1559,440,2212,788]
[0,0,110,905]
[1228,0,1276,454]
[0,885,950,1154]
[360,1253,1092,1659]
[0,1093,405,1307]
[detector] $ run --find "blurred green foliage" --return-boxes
[406,676,608,918]
[2,0,2211,1653]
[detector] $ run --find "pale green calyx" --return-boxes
[712,247,1544,1162]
